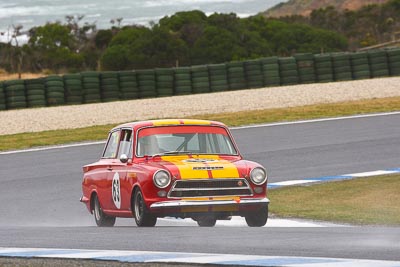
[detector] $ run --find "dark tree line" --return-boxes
[100,11,347,70]
[277,0,400,50]
[0,10,350,73]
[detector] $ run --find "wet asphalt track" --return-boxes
[0,113,399,261]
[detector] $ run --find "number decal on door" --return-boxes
[112,172,121,209]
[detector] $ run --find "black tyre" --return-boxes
[156,76,174,82]
[334,72,352,81]
[281,76,299,85]
[280,70,298,77]
[263,70,280,78]
[264,78,280,86]
[262,64,279,71]
[245,205,268,227]
[390,67,400,75]
[260,57,278,64]
[121,92,139,100]
[210,80,228,87]
[315,61,333,69]
[28,100,46,107]
[93,194,116,227]
[334,66,351,73]
[196,217,217,227]
[317,74,334,81]
[175,87,192,95]
[388,55,400,63]
[371,69,389,77]
[83,77,100,84]
[210,74,228,81]
[210,85,228,92]
[133,189,157,227]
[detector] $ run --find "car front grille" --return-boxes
[168,178,253,198]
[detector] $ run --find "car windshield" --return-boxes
[136,126,237,157]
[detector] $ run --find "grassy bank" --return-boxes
[1,96,400,151]
[268,174,400,226]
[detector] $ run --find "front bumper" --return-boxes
[150,197,269,209]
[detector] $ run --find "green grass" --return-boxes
[268,174,400,226]
[1,96,400,151]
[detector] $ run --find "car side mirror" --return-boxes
[120,154,129,163]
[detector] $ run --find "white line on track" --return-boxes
[156,217,343,227]
[1,111,399,155]
[0,141,105,155]
[0,247,398,267]
[267,168,400,189]
[231,111,400,130]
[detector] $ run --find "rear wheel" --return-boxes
[133,189,157,227]
[93,194,116,227]
[196,216,217,227]
[245,205,268,227]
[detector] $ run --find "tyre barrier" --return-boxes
[81,72,101,104]
[155,68,174,97]
[25,78,47,107]
[45,75,65,106]
[350,52,371,80]
[1,48,400,111]
[137,69,157,99]
[191,65,210,94]
[208,63,229,92]
[279,57,299,85]
[332,53,352,81]
[0,82,6,110]
[295,53,316,84]
[314,54,334,83]
[368,50,390,78]
[174,67,192,95]
[100,71,120,102]
[4,79,27,109]
[261,57,280,86]
[119,70,139,100]
[387,49,400,76]
[244,59,264,89]
[63,74,83,105]
[227,61,246,90]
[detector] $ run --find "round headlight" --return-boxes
[153,170,171,188]
[250,167,267,185]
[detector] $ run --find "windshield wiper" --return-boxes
[163,150,193,155]
[151,151,194,157]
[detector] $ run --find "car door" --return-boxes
[103,128,133,212]
[96,129,122,212]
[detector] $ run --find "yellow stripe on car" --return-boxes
[152,119,212,126]
[161,155,240,179]
[211,158,240,178]
[161,155,209,179]
[152,119,182,126]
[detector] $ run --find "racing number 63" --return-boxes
[112,172,121,209]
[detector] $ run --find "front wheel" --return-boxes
[196,216,217,227]
[133,189,157,227]
[93,194,116,227]
[245,205,268,227]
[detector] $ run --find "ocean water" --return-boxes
[0,0,284,43]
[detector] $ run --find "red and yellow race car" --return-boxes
[80,119,269,227]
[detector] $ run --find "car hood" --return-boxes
[152,155,244,179]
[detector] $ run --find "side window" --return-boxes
[117,129,133,158]
[216,134,236,154]
[103,131,120,158]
